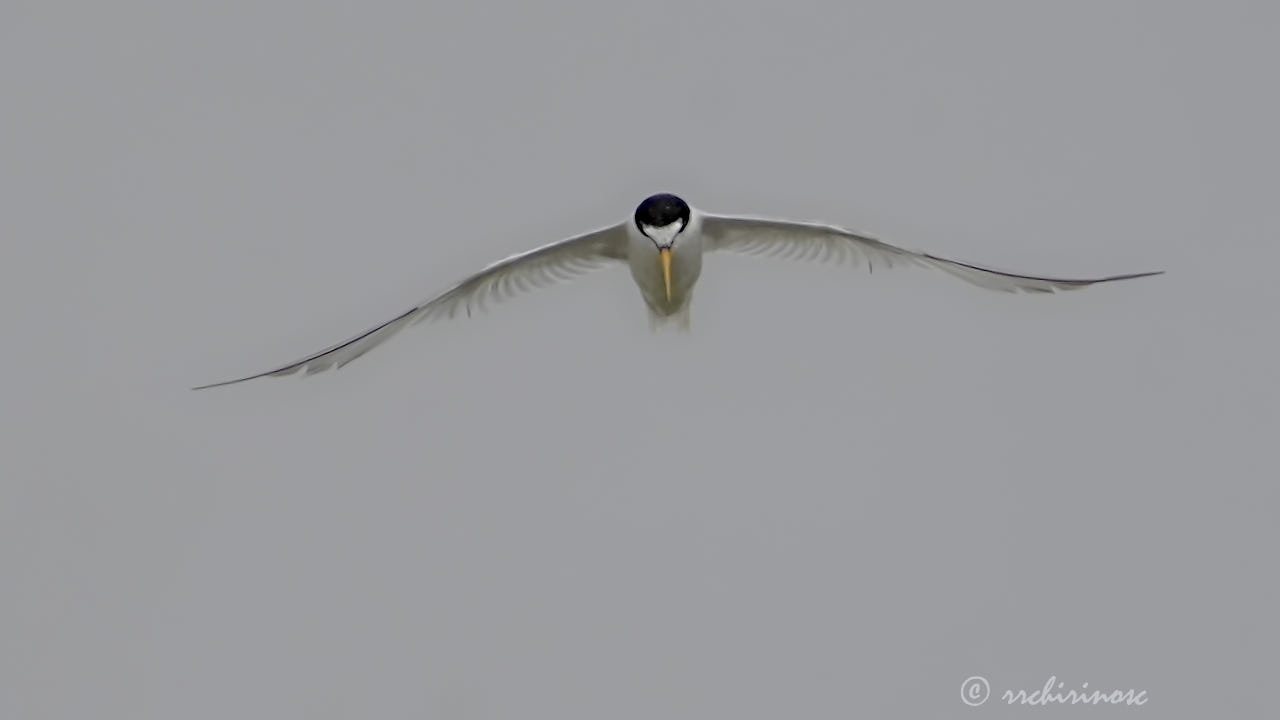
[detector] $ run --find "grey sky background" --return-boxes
[3,1,1277,718]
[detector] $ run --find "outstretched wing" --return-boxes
[700,214,1162,293]
[194,223,628,389]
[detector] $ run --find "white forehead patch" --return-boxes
[642,221,684,247]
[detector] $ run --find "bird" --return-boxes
[193,193,1162,389]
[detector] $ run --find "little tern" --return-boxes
[194,193,1161,389]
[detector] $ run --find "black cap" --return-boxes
[634,193,690,230]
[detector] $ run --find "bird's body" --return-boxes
[194,193,1162,389]
[626,195,704,327]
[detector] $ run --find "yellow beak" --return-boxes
[658,248,673,302]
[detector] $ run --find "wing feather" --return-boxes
[194,223,627,389]
[701,214,1162,294]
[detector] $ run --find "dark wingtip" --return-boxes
[1099,270,1165,283]
[191,376,253,391]
[190,370,282,390]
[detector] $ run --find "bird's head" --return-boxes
[634,194,691,302]
[634,193,690,249]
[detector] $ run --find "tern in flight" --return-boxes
[194,193,1161,389]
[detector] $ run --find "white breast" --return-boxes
[624,218,705,314]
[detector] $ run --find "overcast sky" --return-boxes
[3,1,1277,718]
